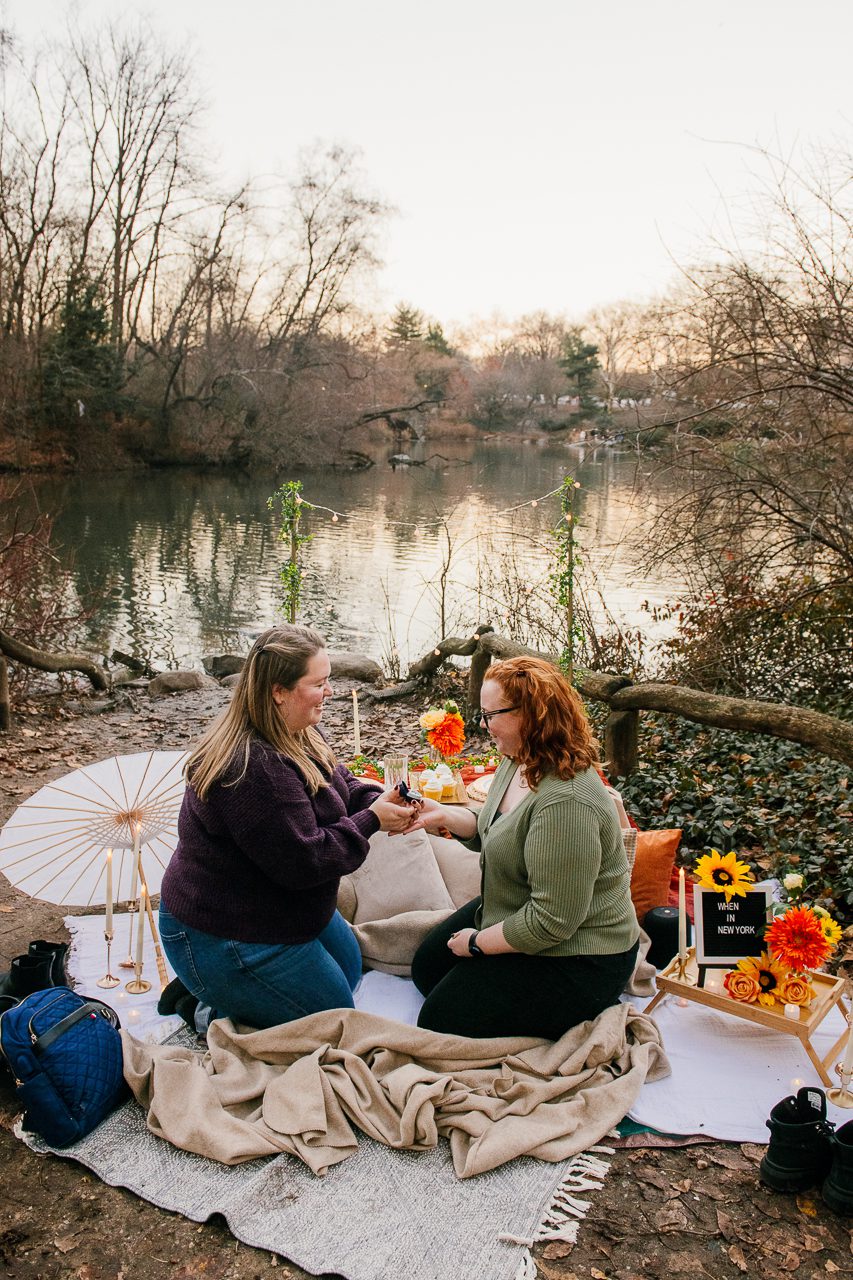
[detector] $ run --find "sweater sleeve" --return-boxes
[500,797,602,953]
[339,767,383,813]
[212,750,380,890]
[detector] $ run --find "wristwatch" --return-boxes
[468,931,483,956]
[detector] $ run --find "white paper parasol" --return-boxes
[0,750,188,906]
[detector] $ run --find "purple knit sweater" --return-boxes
[160,739,381,943]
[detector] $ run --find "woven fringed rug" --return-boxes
[20,1052,612,1280]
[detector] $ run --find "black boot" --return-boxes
[175,992,200,1032]
[759,1086,834,1191]
[157,976,192,1016]
[28,940,69,987]
[823,1120,853,1214]
[0,953,56,1000]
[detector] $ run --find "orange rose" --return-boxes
[779,975,815,1007]
[724,970,761,1003]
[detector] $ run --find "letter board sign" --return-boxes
[692,885,773,966]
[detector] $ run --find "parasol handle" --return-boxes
[138,865,170,992]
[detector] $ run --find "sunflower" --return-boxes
[817,912,843,950]
[734,951,789,1008]
[765,905,832,972]
[693,849,754,903]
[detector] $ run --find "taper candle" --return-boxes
[104,848,113,934]
[352,689,361,755]
[135,886,146,971]
[677,868,687,959]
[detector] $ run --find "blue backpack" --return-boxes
[0,987,129,1147]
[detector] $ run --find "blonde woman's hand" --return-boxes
[369,791,421,834]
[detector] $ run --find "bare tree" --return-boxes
[64,19,200,356]
[643,149,853,585]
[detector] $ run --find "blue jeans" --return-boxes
[158,906,363,1030]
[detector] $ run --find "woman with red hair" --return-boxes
[411,656,639,1039]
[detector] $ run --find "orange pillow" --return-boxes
[629,829,682,924]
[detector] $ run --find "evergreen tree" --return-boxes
[41,276,119,425]
[424,321,454,357]
[559,327,600,408]
[386,303,425,348]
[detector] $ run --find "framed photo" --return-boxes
[692,884,773,966]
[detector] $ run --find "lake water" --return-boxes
[28,438,686,672]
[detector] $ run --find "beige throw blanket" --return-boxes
[122,1003,670,1179]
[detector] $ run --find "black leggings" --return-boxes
[412,899,639,1041]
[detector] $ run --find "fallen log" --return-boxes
[408,626,494,680]
[0,627,109,732]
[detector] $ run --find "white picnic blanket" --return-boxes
[65,912,851,1144]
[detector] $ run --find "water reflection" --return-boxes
[25,440,685,668]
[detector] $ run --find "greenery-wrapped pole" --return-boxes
[550,476,582,684]
[267,481,313,623]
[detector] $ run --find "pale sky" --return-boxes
[9,0,853,327]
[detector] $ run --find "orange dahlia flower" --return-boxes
[427,712,465,757]
[765,905,832,973]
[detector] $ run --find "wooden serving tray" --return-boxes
[645,949,850,1087]
[412,770,469,804]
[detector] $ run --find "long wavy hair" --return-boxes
[186,624,336,800]
[485,656,599,788]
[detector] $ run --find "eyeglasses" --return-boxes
[479,705,519,728]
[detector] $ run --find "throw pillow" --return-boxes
[630,828,682,925]
[426,834,481,909]
[340,828,455,925]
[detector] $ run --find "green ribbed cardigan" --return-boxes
[469,757,640,956]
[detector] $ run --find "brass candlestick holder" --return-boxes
[125,957,151,995]
[673,952,696,985]
[119,898,139,969]
[96,930,120,989]
[828,1061,853,1109]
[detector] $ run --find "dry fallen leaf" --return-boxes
[727,1243,748,1272]
[706,1148,749,1171]
[797,1193,820,1217]
[590,1270,608,1280]
[826,1262,840,1274]
[542,1241,574,1260]
[54,1236,78,1254]
[716,1209,737,1242]
[780,1252,802,1271]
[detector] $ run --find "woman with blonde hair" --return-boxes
[159,624,416,1030]
[411,656,639,1039]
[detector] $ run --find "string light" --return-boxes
[301,483,567,533]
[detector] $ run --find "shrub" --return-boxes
[591,706,852,925]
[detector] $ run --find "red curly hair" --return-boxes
[484,656,599,788]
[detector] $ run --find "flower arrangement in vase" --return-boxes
[418,701,466,759]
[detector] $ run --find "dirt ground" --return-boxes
[1,679,852,1280]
